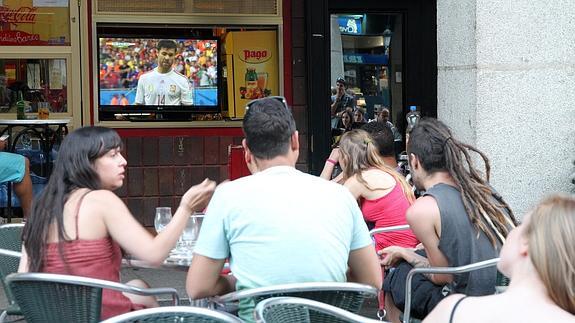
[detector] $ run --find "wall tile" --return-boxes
[158,167,174,196]
[142,197,159,227]
[142,137,158,166]
[127,198,144,224]
[204,136,220,165]
[292,105,307,134]
[143,167,159,196]
[292,0,304,18]
[297,133,308,164]
[204,166,220,183]
[158,137,174,166]
[126,137,142,166]
[127,167,143,196]
[174,167,192,195]
[232,136,244,145]
[189,136,205,165]
[189,166,206,186]
[292,47,306,77]
[220,165,229,182]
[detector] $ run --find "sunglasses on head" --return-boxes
[245,96,289,111]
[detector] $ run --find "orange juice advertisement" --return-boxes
[225,30,278,118]
[0,0,70,46]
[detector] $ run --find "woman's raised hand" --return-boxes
[180,178,217,214]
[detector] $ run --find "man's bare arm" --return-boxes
[186,254,235,299]
[347,245,382,289]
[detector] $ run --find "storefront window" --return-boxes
[0,0,71,46]
[0,58,67,114]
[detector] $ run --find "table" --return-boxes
[0,118,71,177]
[123,254,230,273]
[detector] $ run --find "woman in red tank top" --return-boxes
[337,129,419,251]
[19,126,216,319]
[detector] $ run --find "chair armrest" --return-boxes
[6,272,180,306]
[369,225,410,238]
[403,258,499,323]
[0,249,22,258]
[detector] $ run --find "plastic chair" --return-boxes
[209,282,377,322]
[255,296,388,323]
[0,223,24,322]
[101,306,244,323]
[6,272,181,323]
[402,257,500,323]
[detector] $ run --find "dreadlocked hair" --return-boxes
[339,129,415,204]
[407,118,518,246]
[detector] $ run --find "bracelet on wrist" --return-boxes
[326,158,337,165]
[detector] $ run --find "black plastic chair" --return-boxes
[6,272,180,323]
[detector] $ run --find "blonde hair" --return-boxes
[525,194,575,314]
[339,129,414,203]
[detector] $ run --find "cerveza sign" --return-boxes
[343,54,388,65]
[338,17,362,34]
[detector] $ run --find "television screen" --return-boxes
[97,25,220,121]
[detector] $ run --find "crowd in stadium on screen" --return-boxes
[99,38,218,90]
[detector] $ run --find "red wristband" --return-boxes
[326,158,337,165]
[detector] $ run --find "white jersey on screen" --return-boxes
[135,68,193,105]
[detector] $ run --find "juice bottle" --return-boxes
[245,67,257,99]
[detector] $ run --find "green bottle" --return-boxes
[16,91,25,120]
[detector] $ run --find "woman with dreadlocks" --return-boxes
[379,118,517,322]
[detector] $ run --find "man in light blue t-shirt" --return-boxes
[186,97,381,321]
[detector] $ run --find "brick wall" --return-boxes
[117,134,243,225]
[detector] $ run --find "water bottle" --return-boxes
[405,105,420,147]
[16,91,26,120]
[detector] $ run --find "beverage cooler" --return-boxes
[223,30,279,119]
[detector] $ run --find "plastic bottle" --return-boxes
[405,105,420,147]
[16,91,26,120]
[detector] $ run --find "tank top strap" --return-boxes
[449,295,468,323]
[74,190,92,240]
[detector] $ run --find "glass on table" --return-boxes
[173,213,204,257]
[154,207,172,233]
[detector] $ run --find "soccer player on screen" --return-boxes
[135,39,193,105]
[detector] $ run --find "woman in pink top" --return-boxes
[18,126,216,319]
[337,129,418,251]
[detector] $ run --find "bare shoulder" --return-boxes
[82,190,127,213]
[406,195,440,222]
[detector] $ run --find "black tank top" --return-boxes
[424,183,502,296]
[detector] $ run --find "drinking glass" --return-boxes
[176,213,204,256]
[154,207,172,234]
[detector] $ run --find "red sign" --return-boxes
[240,49,271,63]
[0,6,37,26]
[0,30,46,45]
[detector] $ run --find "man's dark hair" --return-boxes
[361,122,395,157]
[407,118,517,245]
[157,39,178,51]
[243,98,296,160]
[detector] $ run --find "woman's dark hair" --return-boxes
[22,126,123,272]
[407,118,517,246]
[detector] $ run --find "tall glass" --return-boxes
[154,207,172,234]
[175,213,204,257]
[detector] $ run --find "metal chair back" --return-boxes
[6,272,180,323]
[211,282,377,323]
[0,223,24,321]
[101,306,244,323]
[403,258,500,323]
[255,297,387,323]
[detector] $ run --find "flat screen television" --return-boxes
[96,24,220,121]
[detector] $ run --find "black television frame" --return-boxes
[96,23,222,121]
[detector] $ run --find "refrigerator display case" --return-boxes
[223,30,279,119]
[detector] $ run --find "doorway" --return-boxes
[306,0,437,174]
